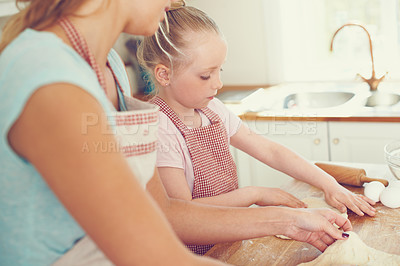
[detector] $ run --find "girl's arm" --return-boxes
[8,83,224,266]
[157,166,305,208]
[230,123,376,216]
[147,172,353,252]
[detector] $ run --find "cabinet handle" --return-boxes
[314,138,321,145]
[332,138,340,145]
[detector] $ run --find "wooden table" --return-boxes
[205,163,400,265]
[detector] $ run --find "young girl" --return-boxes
[138,1,376,255]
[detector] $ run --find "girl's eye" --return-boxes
[200,75,211,80]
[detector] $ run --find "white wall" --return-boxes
[188,0,272,85]
[0,14,140,94]
[0,1,275,86]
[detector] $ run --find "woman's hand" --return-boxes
[323,184,376,216]
[285,208,353,252]
[254,187,306,208]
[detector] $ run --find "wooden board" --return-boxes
[205,163,400,265]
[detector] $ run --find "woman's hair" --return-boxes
[0,0,84,53]
[137,0,221,87]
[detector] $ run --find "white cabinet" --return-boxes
[243,119,330,160]
[233,120,400,188]
[329,122,400,164]
[234,120,329,188]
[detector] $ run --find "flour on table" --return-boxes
[298,231,400,265]
[275,197,348,240]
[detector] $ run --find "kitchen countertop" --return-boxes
[218,82,400,122]
[205,162,400,265]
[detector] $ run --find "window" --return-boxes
[264,0,400,83]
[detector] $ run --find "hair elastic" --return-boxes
[169,0,185,11]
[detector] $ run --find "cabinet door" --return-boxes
[234,120,329,188]
[329,122,400,163]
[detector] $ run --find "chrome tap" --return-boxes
[330,22,386,91]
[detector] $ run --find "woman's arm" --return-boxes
[230,124,376,216]
[7,83,224,266]
[147,172,352,252]
[158,167,305,208]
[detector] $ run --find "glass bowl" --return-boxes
[384,141,400,179]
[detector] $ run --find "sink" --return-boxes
[217,89,259,104]
[365,92,400,107]
[283,92,355,109]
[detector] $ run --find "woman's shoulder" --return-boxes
[2,29,94,76]
[0,29,106,101]
[0,29,112,138]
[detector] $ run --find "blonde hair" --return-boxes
[137,1,221,87]
[0,0,84,53]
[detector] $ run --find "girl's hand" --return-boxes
[255,187,307,208]
[323,184,376,216]
[285,208,353,252]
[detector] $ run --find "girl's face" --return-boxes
[169,31,227,110]
[123,0,174,36]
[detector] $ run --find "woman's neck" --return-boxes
[71,2,123,69]
[43,1,124,109]
[46,1,123,70]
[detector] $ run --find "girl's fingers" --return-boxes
[358,194,376,205]
[287,195,307,208]
[343,197,364,216]
[327,196,348,214]
[269,190,306,208]
[353,194,376,216]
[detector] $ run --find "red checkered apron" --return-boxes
[54,18,159,265]
[152,96,238,255]
[58,17,158,186]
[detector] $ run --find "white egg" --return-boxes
[364,181,385,202]
[380,187,400,208]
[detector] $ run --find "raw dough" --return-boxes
[380,187,400,208]
[364,181,385,202]
[298,231,400,265]
[275,197,347,240]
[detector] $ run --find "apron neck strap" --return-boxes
[200,106,220,123]
[58,17,107,94]
[152,96,221,132]
[152,96,188,132]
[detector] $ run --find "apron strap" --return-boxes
[58,17,107,93]
[59,17,130,111]
[151,96,188,133]
[152,96,222,132]
[199,106,221,124]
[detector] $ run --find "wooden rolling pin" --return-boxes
[315,162,389,187]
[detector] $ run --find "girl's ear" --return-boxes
[154,64,171,86]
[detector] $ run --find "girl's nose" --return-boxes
[214,76,223,91]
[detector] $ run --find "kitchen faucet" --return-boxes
[330,22,386,91]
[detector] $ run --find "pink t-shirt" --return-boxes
[156,98,242,192]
